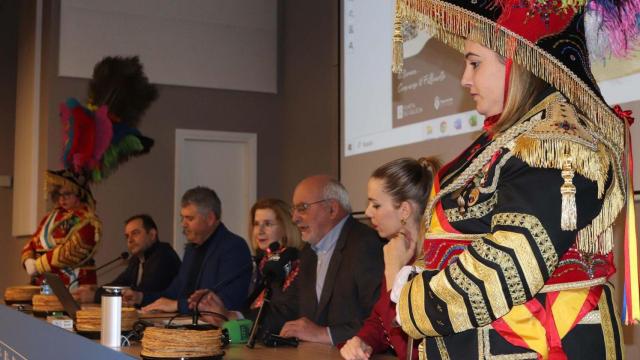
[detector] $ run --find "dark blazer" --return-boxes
[298,215,384,345]
[94,241,181,304]
[143,222,252,313]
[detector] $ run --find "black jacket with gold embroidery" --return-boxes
[398,92,624,359]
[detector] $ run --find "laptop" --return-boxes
[43,272,81,320]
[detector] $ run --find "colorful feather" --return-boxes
[587,0,640,59]
[91,105,113,168]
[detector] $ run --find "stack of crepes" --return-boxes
[3,285,40,304]
[32,294,64,313]
[141,327,224,358]
[75,306,138,332]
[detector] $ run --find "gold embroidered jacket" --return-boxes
[21,205,101,286]
[398,92,624,359]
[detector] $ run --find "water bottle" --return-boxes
[101,286,125,347]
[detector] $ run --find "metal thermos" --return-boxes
[101,286,124,347]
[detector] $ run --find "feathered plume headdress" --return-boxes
[48,56,158,207]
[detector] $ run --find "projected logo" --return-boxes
[434,96,453,110]
[392,37,474,129]
[440,121,447,134]
[396,103,423,119]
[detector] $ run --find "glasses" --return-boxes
[291,199,329,214]
[58,191,76,199]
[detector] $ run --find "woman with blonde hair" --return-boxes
[385,0,638,358]
[341,158,436,360]
[249,198,303,254]
[191,198,302,340]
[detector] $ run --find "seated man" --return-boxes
[124,186,252,314]
[73,214,181,304]
[279,175,384,345]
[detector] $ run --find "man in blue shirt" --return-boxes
[123,186,252,314]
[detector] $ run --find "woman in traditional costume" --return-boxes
[21,56,157,289]
[389,0,640,358]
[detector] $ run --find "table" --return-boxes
[115,341,396,359]
[0,305,395,360]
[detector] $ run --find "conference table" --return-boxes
[0,305,395,359]
[116,341,395,359]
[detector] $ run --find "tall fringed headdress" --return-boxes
[393,0,640,323]
[47,56,158,209]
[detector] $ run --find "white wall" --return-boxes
[59,0,277,93]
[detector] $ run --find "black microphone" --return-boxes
[261,245,299,285]
[95,252,130,272]
[247,243,298,349]
[245,243,279,306]
[67,252,129,289]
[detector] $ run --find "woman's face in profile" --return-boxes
[365,178,404,239]
[460,40,506,117]
[253,208,285,251]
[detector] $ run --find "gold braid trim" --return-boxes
[509,131,622,254]
[422,94,559,238]
[411,272,440,337]
[394,0,624,190]
[510,138,610,197]
[430,270,474,332]
[507,98,611,198]
[52,215,102,269]
[399,279,432,339]
[575,179,623,254]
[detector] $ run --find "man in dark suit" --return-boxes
[280,175,383,345]
[123,186,252,313]
[72,214,181,304]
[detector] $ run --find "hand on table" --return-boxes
[340,336,373,360]
[122,289,144,307]
[280,317,331,344]
[141,297,178,313]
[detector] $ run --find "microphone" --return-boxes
[95,252,130,272]
[247,243,299,348]
[67,252,130,289]
[261,244,298,285]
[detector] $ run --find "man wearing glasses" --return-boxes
[280,175,383,346]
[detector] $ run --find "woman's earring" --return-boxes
[400,218,407,226]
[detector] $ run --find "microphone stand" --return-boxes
[246,282,272,348]
[67,253,128,289]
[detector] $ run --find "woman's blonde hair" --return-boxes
[370,157,439,226]
[249,198,302,252]
[490,57,550,133]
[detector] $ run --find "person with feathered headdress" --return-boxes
[21,56,158,289]
[382,0,640,359]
